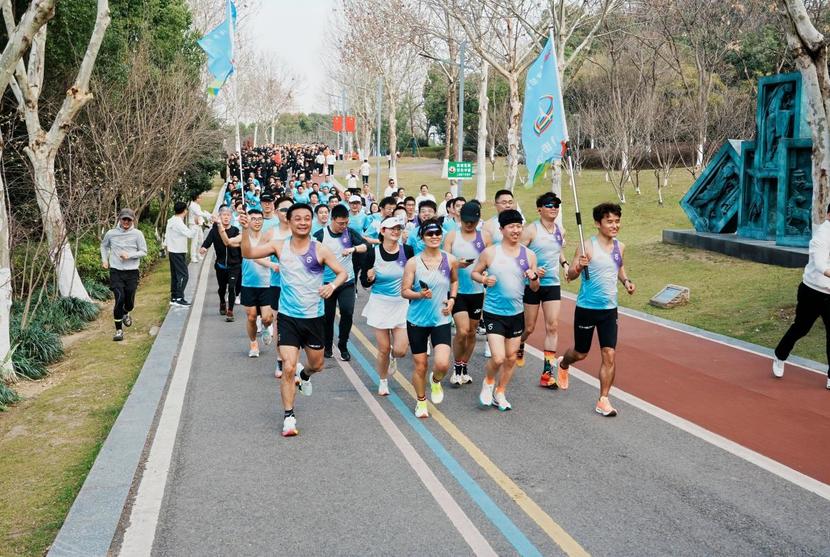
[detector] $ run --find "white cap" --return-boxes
[348,195,362,203]
[380,217,402,229]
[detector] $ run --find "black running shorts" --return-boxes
[523,284,561,305]
[269,286,281,311]
[482,311,524,339]
[573,306,618,353]
[406,322,452,355]
[452,293,484,320]
[109,268,139,290]
[241,286,272,308]
[277,313,325,350]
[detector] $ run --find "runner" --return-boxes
[401,218,459,418]
[483,189,514,246]
[363,196,396,246]
[200,206,241,322]
[360,217,414,396]
[444,201,491,385]
[407,199,437,255]
[312,204,329,234]
[236,209,275,358]
[471,209,541,411]
[240,203,348,437]
[519,192,568,389]
[100,208,147,341]
[559,203,636,417]
[313,204,368,361]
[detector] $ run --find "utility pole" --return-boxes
[456,40,466,197]
[375,78,383,200]
[341,86,347,160]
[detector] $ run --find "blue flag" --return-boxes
[197,0,236,96]
[521,39,568,184]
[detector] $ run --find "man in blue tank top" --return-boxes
[560,203,635,417]
[471,209,541,411]
[520,192,569,389]
[240,203,349,437]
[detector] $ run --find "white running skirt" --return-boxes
[362,293,408,330]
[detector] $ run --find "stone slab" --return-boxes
[662,229,807,268]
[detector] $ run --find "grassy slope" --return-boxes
[391,157,823,363]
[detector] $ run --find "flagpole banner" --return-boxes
[198,0,237,96]
[521,38,568,184]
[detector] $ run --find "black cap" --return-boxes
[498,209,523,228]
[459,202,481,223]
[260,193,275,202]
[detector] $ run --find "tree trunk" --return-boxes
[505,74,521,191]
[475,62,489,201]
[387,91,398,180]
[551,160,562,197]
[270,121,275,145]
[0,146,13,382]
[27,148,91,300]
[253,122,258,147]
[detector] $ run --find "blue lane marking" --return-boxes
[347,340,543,557]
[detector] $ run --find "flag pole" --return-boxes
[229,0,244,196]
[549,19,589,280]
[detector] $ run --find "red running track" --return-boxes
[524,297,830,484]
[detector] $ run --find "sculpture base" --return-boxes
[662,229,807,268]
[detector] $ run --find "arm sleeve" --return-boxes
[100,231,111,263]
[812,232,830,273]
[132,232,148,259]
[202,227,215,249]
[359,247,376,288]
[177,218,197,238]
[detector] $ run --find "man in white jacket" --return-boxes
[188,192,211,263]
[165,201,197,306]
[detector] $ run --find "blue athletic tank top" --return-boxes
[407,227,426,255]
[483,245,528,316]
[576,236,622,310]
[442,217,459,235]
[363,213,382,241]
[407,252,452,327]
[279,240,324,318]
[370,245,408,298]
[241,231,271,288]
[451,229,486,295]
[348,211,368,235]
[321,227,355,283]
[527,220,563,287]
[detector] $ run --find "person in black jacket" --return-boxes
[200,206,242,322]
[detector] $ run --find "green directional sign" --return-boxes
[447,161,473,179]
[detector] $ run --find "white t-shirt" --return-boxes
[360,162,371,176]
[326,154,336,165]
[415,194,436,208]
[384,186,398,198]
[346,174,358,189]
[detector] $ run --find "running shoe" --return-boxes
[484,342,491,358]
[282,415,298,437]
[595,396,618,417]
[225,309,235,322]
[772,357,785,378]
[171,298,190,307]
[339,348,351,362]
[476,325,486,336]
[826,376,830,390]
[516,343,525,367]
[248,341,259,358]
[123,314,132,327]
[324,348,333,358]
[557,366,569,390]
[294,362,304,385]
[539,371,558,389]
[449,373,462,386]
[275,360,283,379]
[378,379,390,396]
[479,380,495,407]
[493,391,512,411]
[113,330,124,342]
[389,357,398,376]
[430,373,444,404]
[261,325,273,346]
[460,372,473,385]
[427,343,431,356]
[415,399,429,418]
[219,301,226,316]
[297,369,312,396]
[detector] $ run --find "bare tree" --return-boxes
[475,61,490,200]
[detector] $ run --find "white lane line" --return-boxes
[119,255,212,556]
[561,291,827,377]
[335,357,498,557]
[523,344,830,502]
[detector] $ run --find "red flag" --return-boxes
[332,116,344,132]
[345,116,356,133]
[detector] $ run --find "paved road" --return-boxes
[134,266,830,557]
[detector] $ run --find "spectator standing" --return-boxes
[360,159,371,185]
[100,208,147,341]
[326,150,337,176]
[165,201,196,307]
[188,192,211,263]
[415,184,436,208]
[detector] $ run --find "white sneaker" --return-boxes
[494,391,512,411]
[248,342,259,358]
[282,415,298,437]
[378,379,390,396]
[389,357,398,376]
[460,373,473,385]
[427,343,431,356]
[293,362,304,385]
[484,343,491,358]
[275,360,283,379]
[479,381,495,406]
[256,317,262,334]
[449,374,462,386]
[772,357,785,378]
[297,368,312,396]
[826,376,830,390]
[430,373,444,404]
[262,324,273,345]
[415,399,429,418]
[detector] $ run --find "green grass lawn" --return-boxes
[388,156,823,364]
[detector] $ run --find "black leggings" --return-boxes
[324,282,355,351]
[110,269,139,321]
[216,265,240,311]
[169,252,189,300]
[775,282,830,372]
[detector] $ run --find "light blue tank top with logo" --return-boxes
[321,227,355,284]
[451,229,486,295]
[483,245,529,316]
[576,236,622,310]
[407,252,452,327]
[279,240,324,318]
[241,232,271,288]
[370,245,408,298]
[363,213,382,241]
[527,220,563,287]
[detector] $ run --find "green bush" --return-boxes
[84,279,112,301]
[10,353,47,381]
[0,382,19,410]
[12,320,63,368]
[75,237,109,285]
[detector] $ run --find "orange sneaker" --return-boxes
[595,396,617,417]
[539,371,558,389]
[557,367,569,390]
[516,343,525,367]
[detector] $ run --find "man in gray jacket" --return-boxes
[101,208,148,341]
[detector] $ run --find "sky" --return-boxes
[246,0,336,113]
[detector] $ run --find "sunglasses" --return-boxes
[278,208,289,213]
[543,203,561,209]
[423,230,442,238]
